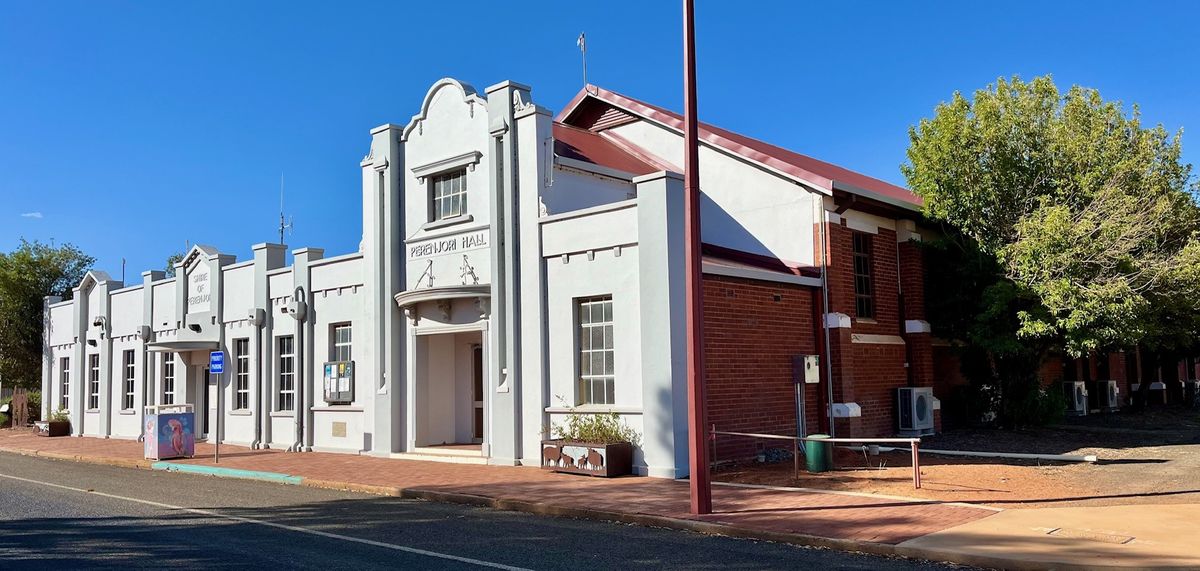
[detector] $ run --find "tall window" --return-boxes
[577,296,615,405]
[277,336,295,411]
[87,354,100,410]
[235,338,250,410]
[852,231,875,319]
[59,357,70,410]
[332,324,352,362]
[162,357,175,405]
[123,350,136,410]
[430,169,467,221]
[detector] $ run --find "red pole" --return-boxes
[683,0,712,515]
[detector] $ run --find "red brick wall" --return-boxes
[702,274,819,462]
[822,218,922,437]
[825,222,903,336]
[835,343,908,436]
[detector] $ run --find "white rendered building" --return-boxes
[42,78,924,477]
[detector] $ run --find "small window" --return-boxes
[235,338,250,410]
[577,296,615,405]
[852,231,875,319]
[430,169,467,221]
[162,357,175,405]
[277,336,295,411]
[332,324,352,362]
[123,350,136,411]
[87,354,100,410]
[59,357,70,411]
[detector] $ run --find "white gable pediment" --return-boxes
[401,78,487,143]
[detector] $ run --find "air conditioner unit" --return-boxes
[1185,380,1200,407]
[1063,381,1088,416]
[1098,380,1120,412]
[897,387,935,436]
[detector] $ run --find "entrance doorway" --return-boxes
[413,330,485,452]
[202,367,213,438]
[472,344,484,442]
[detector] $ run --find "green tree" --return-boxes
[905,75,1199,424]
[0,240,94,389]
[164,252,183,278]
[905,75,1199,356]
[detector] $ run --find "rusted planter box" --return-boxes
[541,440,633,477]
[34,421,70,437]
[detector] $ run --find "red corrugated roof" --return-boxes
[552,122,659,176]
[557,85,922,210]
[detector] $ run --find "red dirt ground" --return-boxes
[714,409,1200,509]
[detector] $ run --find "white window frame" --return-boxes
[277,336,295,412]
[123,350,136,411]
[59,357,70,411]
[430,168,467,221]
[332,324,352,363]
[162,357,175,405]
[235,338,250,411]
[87,354,100,410]
[577,296,615,406]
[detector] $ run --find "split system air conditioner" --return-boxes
[1185,380,1200,406]
[897,387,935,436]
[1098,380,1120,412]
[1063,381,1088,416]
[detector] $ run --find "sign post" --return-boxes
[209,351,225,464]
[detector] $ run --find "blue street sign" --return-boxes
[209,351,225,374]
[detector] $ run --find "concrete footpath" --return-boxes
[1,430,1195,570]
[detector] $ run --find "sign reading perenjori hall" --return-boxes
[407,231,488,260]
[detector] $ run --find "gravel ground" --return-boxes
[715,407,1200,509]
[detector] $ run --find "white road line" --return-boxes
[0,472,532,571]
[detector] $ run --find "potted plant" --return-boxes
[35,409,70,437]
[542,404,639,477]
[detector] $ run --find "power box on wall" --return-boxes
[323,361,355,405]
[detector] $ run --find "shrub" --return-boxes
[1010,384,1067,427]
[552,405,641,446]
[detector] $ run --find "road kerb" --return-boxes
[301,478,404,497]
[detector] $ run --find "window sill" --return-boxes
[312,405,363,412]
[118,409,136,415]
[230,409,253,416]
[855,318,878,325]
[85,409,99,413]
[269,411,294,418]
[544,405,643,415]
[420,214,474,233]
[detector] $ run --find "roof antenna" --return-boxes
[278,172,294,245]
[577,32,592,92]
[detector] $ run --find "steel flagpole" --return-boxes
[683,0,711,515]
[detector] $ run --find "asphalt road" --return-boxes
[0,452,976,570]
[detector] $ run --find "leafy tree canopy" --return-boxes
[164,252,183,278]
[905,75,1200,356]
[0,240,94,388]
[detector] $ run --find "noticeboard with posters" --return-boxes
[323,361,355,404]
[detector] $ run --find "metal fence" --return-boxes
[710,425,923,488]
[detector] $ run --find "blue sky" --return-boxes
[2,1,1197,278]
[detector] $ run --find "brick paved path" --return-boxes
[0,430,995,544]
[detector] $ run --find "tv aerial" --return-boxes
[278,172,294,244]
